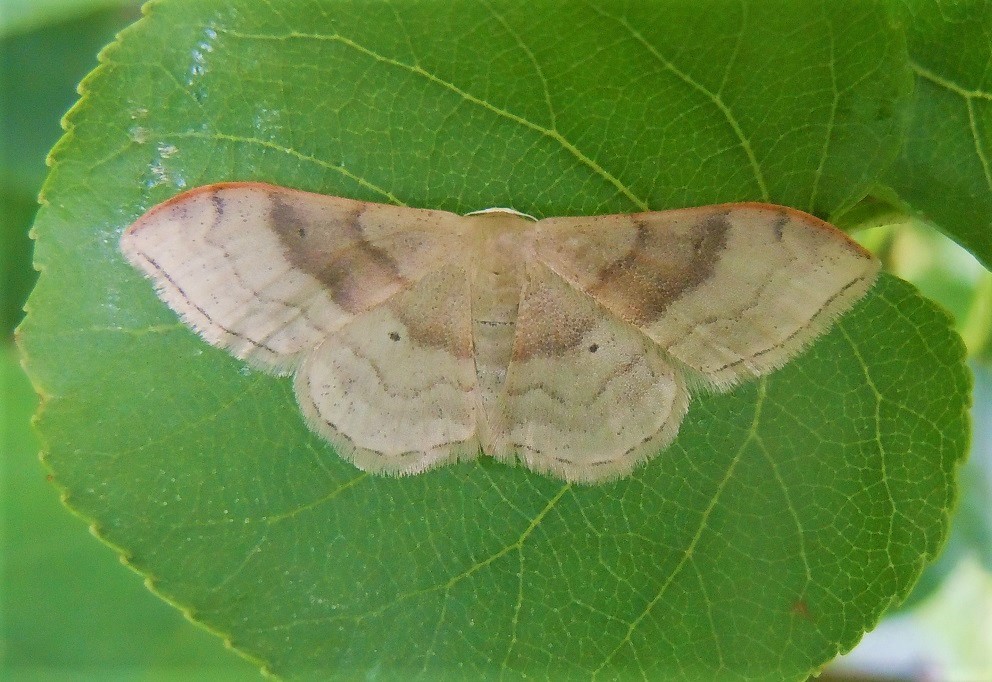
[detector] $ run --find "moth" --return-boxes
[121,182,879,483]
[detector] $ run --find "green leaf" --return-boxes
[883,0,992,270]
[856,220,992,356]
[0,0,136,38]
[962,274,992,362]
[1,6,141,195]
[0,346,261,679]
[18,1,971,679]
[889,363,992,612]
[0,5,142,336]
[1,189,38,337]
[954,365,992,571]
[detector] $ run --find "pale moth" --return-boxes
[121,183,879,483]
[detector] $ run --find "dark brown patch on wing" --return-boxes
[589,212,730,325]
[390,266,472,358]
[268,193,405,314]
[269,192,303,238]
[314,242,405,313]
[512,265,596,361]
[394,313,473,359]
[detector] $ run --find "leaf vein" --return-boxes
[592,379,769,676]
[217,27,649,210]
[169,130,405,203]
[910,60,992,190]
[582,2,770,201]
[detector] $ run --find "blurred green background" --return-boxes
[1,2,989,680]
[1,2,260,678]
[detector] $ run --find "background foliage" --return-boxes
[2,1,261,678]
[2,0,991,680]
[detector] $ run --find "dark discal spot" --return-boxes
[389,331,400,341]
[588,343,599,353]
[591,212,730,324]
[298,227,307,238]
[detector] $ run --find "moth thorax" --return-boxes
[466,209,538,263]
